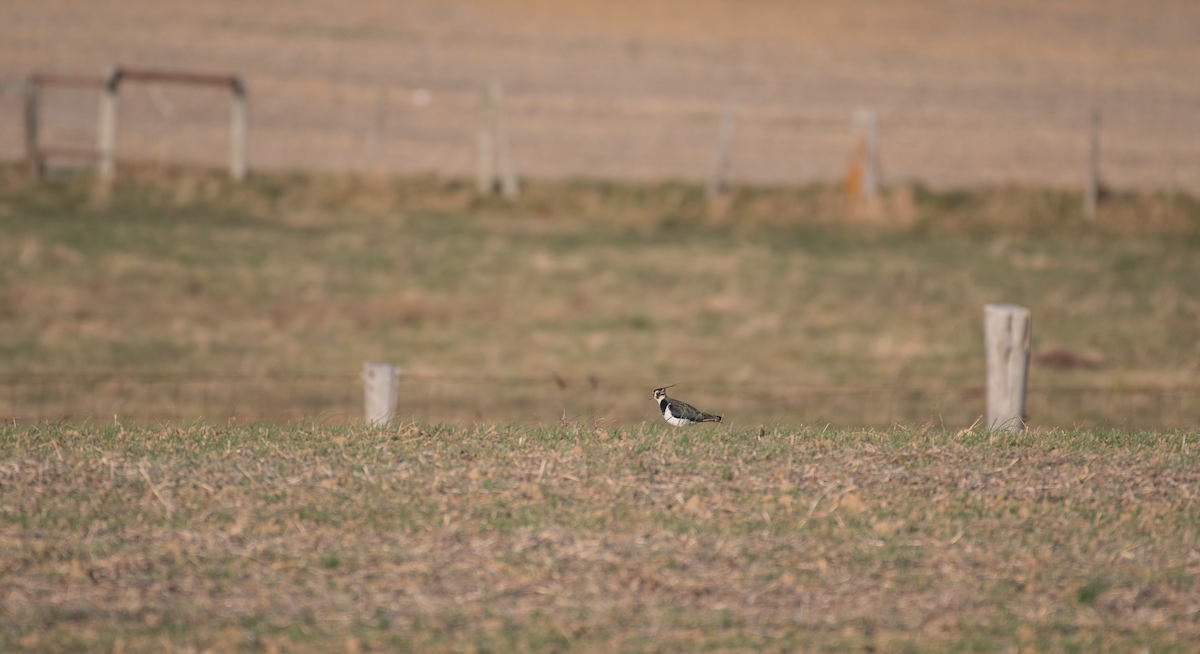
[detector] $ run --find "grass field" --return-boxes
[2,422,1198,652]
[3,166,1200,651]
[1,165,1199,427]
[5,3,1199,649]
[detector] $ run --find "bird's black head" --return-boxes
[651,384,678,402]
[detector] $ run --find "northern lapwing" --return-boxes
[652,385,722,426]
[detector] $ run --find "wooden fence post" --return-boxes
[361,361,399,426]
[708,97,739,198]
[985,304,1031,432]
[1083,109,1100,220]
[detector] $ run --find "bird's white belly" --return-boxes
[663,410,694,426]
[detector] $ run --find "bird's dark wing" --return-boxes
[667,399,705,421]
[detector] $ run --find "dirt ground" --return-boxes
[2,0,1199,189]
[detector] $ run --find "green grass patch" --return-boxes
[2,166,1199,428]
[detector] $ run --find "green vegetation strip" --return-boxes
[2,422,1198,652]
[3,167,1200,426]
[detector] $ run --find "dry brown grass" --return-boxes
[2,422,1198,652]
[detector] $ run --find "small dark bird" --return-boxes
[651,385,722,426]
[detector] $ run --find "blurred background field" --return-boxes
[1,166,1198,428]
[2,0,1199,189]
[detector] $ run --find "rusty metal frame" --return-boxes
[24,73,107,177]
[25,67,248,180]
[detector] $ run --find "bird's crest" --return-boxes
[651,384,679,401]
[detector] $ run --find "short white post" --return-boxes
[361,361,399,426]
[708,97,739,198]
[985,304,1031,432]
[97,75,120,180]
[1083,109,1099,220]
[230,78,248,181]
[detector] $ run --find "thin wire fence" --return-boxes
[2,373,1196,431]
[3,76,1198,192]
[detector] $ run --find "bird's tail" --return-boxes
[698,414,723,423]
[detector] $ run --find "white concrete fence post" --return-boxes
[985,304,1031,432]
[97,72,120,180]
[361,361,400,426]
[230,77,248,181]
[493,81,518,198]
[1083,109,1100,221]
[853,108,880,200]
[708,96,739,198]
[476,84,495,194]
[23,77,41,178]
[476,80,518,197]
